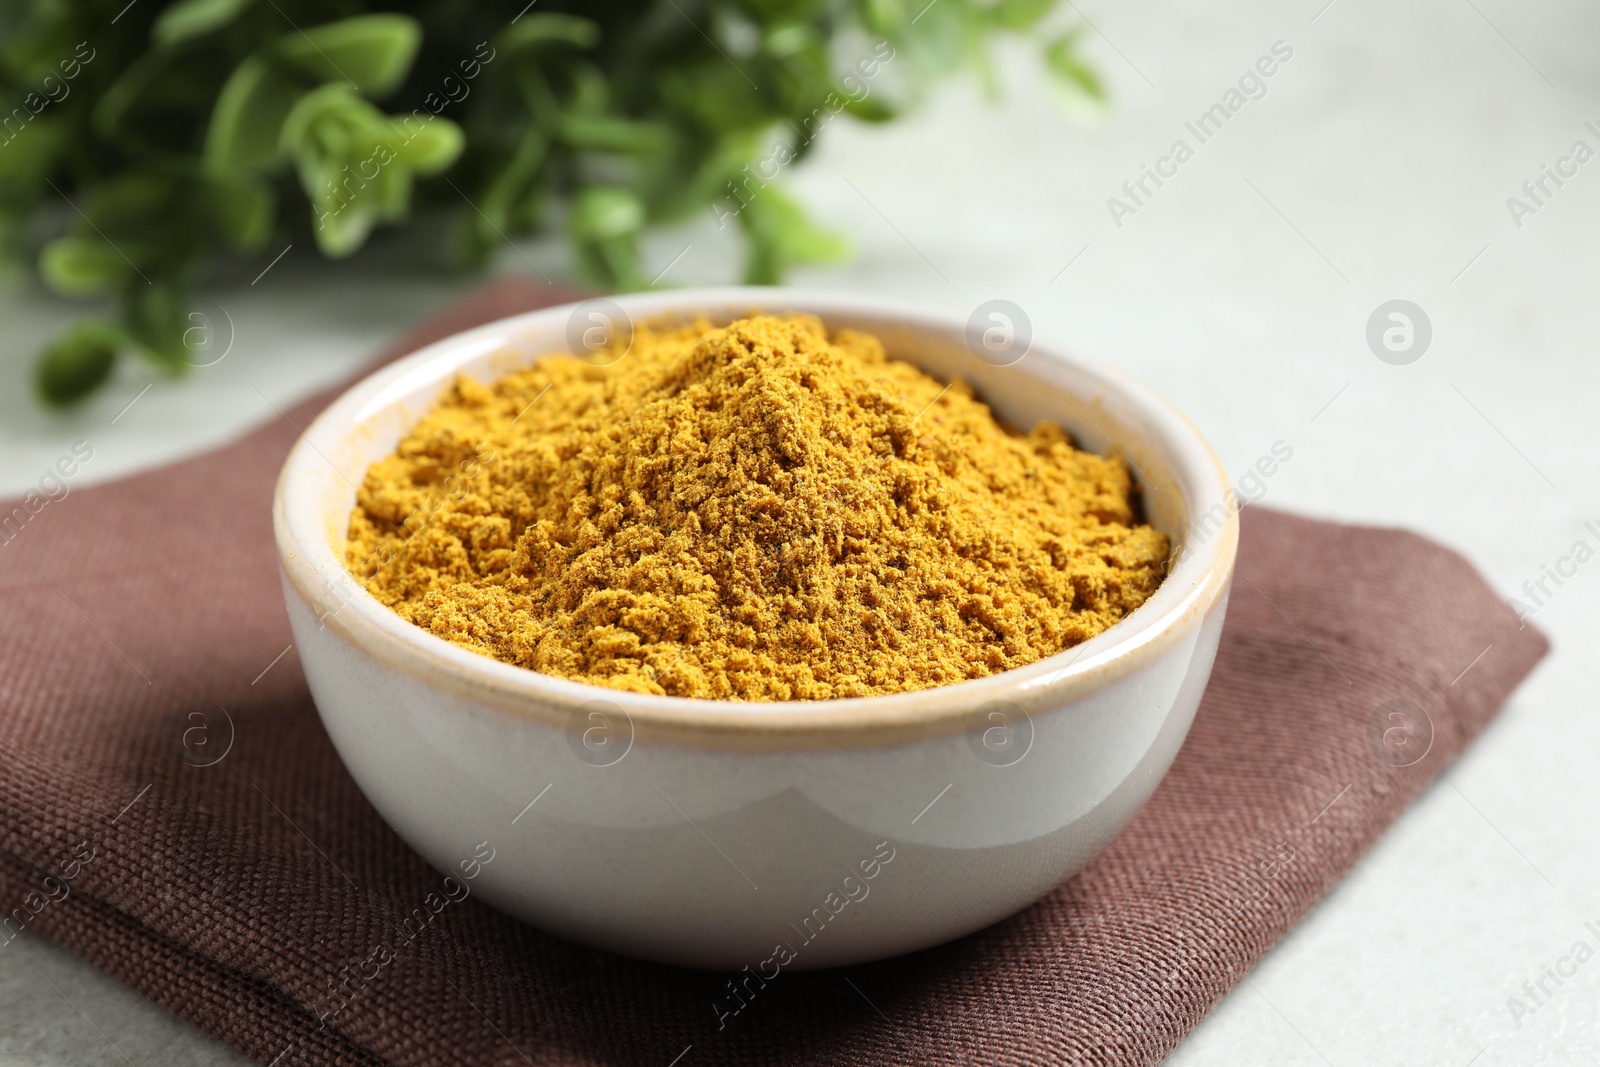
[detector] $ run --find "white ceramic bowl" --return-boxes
[273,288,1238,970]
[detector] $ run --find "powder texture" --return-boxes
[346,315,1170,700]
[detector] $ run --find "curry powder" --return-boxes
[346,314,1169,700]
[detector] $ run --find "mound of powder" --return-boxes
[346,314,1170,700]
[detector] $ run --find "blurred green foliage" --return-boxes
[0,0,1095,405]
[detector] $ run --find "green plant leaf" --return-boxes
[992,0,1056,31]
[38,236,128,296]
[0,115,65,185]
[661,130,764,215]
[499,14,600,53]
[844,95,897,122]
[365,165,413,220]
[566,61,611,117]
[282,85,372,203]
[80,171,180,232]
[203,172,274,251]
[556,114,674,154]
[278,84,447,258]
[276,14,422,97]
[573,233,644,290]
[205,56,305,172]
[479,128,550,235]
[386,116,464,173]
[861,0,907,36]
[660,61,771,132]
[36,321,124,407]
[10,0,1089,406]
[739,185,846,284]
[2,12,83,85]
[122,282,194,372]
[1044,31,1104,99]
[153,0,259,47]
[92,50,169,140]
[570,184,647,289]
[569,186,644,241]
[763,23,821,59]
[280,83,379,156]
[903,0,967,76]
[312,197,378,257]
[739,0,829,20]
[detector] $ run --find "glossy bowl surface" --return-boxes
[273,287,1238,968]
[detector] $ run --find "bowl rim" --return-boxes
[274,286,1239,750]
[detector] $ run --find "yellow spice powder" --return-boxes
[346,314,1170,700]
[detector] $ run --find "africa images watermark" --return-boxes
[1504,121,1600,230]
[0,839,98,952]
[1505,919,1600,1029]
[1366,300,1431,365]
[180,706,236,768]
[1,441,95,548]
[1189,440,1296,545]
[709,40,896,230]
[1,42,95,147]
[310,839,498,1028]
[1106,40,1295,228]
[315,40,496,233]
[711,840,897,1030]
[1505,519,1600,626]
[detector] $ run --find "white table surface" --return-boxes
[3,0,1596,1063]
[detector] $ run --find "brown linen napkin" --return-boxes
[0,278,1548,1067]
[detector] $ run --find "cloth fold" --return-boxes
[0,279,1547,1067]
